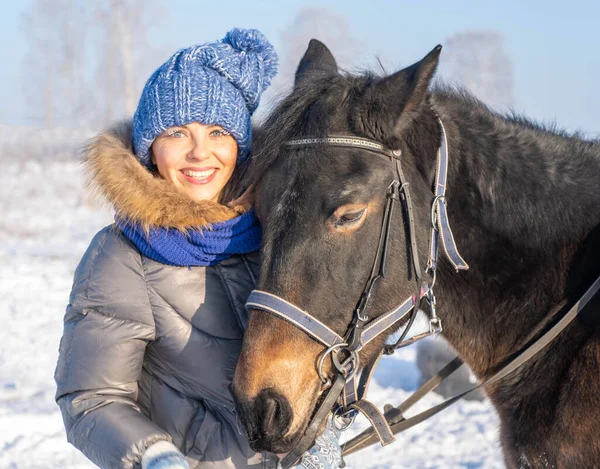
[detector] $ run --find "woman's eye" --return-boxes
[166,129,185,138]
[210,128,231,137]
[336,209,366,226]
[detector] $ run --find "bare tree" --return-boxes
[255,6,360,117]
[440,31,514,110]
[112,0,136,117]
[21,0,166,129]
[21,0,91,127]
[279,7,359,82]
[91,0,167,126]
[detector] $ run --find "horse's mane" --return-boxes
[432,83,599,143]
[252,72,599,193]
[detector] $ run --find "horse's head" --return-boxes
[232,40,443,454]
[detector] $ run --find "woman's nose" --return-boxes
[187,138,211,161]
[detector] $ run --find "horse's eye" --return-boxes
[334,208,366,227]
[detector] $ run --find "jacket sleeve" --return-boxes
[54,227,171,469]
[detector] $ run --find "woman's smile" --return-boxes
[180,167,218,185]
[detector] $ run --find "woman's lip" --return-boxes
[181,166,217,172]
[180,168,218,185]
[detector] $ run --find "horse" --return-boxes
[231,39,600,468]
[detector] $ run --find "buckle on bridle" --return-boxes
[333,348,360,379]
[354,293,371,322]
[425,290,442,334]
[430,195,445,231]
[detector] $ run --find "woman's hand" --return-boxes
[295,418,342,469]
[142,441,189,469]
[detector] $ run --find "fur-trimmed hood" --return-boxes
[83,120,247,231]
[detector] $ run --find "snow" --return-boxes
[0,160,503,468]
[342,350,503,469]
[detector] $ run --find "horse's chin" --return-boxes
[247,431,302,455]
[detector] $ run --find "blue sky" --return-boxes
[2,0,599,134]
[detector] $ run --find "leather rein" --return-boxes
[246,119,468,468]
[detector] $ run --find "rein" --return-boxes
[246,119,468,468]
[343,273,600,456]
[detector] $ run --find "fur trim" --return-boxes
[83,120,248,231]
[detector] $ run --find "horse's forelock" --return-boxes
[249,72,384,185]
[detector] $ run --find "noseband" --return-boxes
[245,119,468,468]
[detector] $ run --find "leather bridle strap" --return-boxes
[246,291,420,351]
[395,158,423,281]
[429,120,469,272]
[285,119,468,276]
[386,158,424,351]
[359,295,417,345]
[246,289,424,468]
[285,136,402,160]
[245,290,344,347]
[342,356,464,455]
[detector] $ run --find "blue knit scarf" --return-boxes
[116,210,261,267]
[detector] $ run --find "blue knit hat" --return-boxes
[132,28,278,166]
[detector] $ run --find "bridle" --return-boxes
[245,119,469,468]
[241,116,600,467]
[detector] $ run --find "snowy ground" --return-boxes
[0,160,504,468]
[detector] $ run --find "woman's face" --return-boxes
[151,122,238,202]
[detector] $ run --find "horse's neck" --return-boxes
[429,96,600,375]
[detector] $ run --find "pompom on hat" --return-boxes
[132,28,278,166]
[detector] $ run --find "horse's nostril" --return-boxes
[255,389,292,439]
[263,395,280,430]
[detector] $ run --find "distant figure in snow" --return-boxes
[417,337,486,401]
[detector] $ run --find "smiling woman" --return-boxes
[53,28,296,469]
[151,123,238,202]
[53,25,345,469]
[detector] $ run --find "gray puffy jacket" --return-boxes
[54,122,275,469]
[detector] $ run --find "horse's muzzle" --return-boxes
[233,387,296,453]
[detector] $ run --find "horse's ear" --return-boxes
[376,45,441,135]
[294,39,338,88]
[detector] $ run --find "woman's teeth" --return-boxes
[182,169,216,179]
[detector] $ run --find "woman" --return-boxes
[54,29,341,469]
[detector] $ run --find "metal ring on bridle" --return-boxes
[425,266,437,289]
[430,195,445,230]
[317,343,360,384]
[317,343,348,384]
[332,405,358,431]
